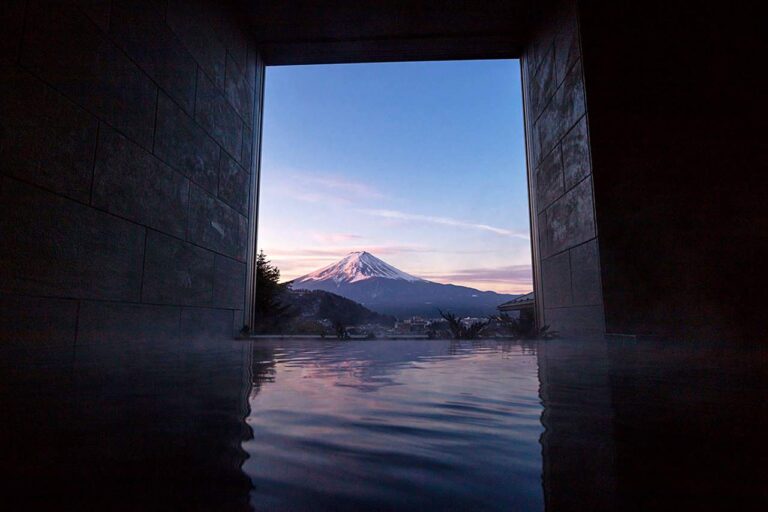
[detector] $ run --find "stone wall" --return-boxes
[1,0,258,342]
[521,0,605,336]
[578,0,768,340]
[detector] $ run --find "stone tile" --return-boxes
[535,144,564,212]
[0,176,145,301]
[154,92,219,193]
[542,251,572,309]
[167,0,227,90]
[110,0,197,115]
[544,177,596,257]
[0,66,98,202]
[554,1,581,85]
[246,42,258,88]
[0,295,78,391]
[537,211,550,259]
[570,239,603,306]
[76,301,181,346]
[0,1,26,65]
[544,305,605,337]
[195,71,243,158]
[76,0,111,32]
[535,60,586,161]
[562,116,592,190]
[93,125,189,238]
[216,14,248,77]
[0,294,78,344]
[213,255,246,309]
[180,307,234,341]
[142,230,215,306]
[187,183,247,261]
[556,61,587,139]
[20,2,157,149]
[225,52,252,126]
[233,309,245,337]
[529,45,556,120]
[237,214,249,262]
[218,152,250,215]
[240,125,253,170]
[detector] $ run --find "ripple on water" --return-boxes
[242,339,545,512]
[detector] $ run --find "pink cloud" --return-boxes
[310,233,365,244]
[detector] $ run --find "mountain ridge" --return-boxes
[291,252,520,318]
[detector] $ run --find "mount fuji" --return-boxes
[291,251,519,318]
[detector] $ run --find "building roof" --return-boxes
[497,292,534,311]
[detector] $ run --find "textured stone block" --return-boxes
[188,184,247,261]
[544,305,605,337]
[0,66,98,202]
[180,307,234,341]
[0,295,78,345]
[535,60,586,161]
[93,126,189,238]
[535,144,564,212]
[537,211,549,259]
[76,301,181,346]
[154,92,219,193]
[142,230,215,306]
[0,1,25,65]
[225,52,253,126]
[233,309,244,337]
[195,71,243,159]
[218,152,249,215]
[167,0,227,90]
[570,239,602,306]
[110,0,197,115]
[217,16,248,77]
[542,251,572,308]
[0,177,145,301]
[20,2,157,149]
[544,177,596,257]
[562,116,591,190]
[529,45,556,120]
[213,255,246,309]
[554,1,581,85]
[240,125,253,170]
[0,295,78,388]
[76,0,111,32]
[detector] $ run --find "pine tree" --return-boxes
[254,251,293,333]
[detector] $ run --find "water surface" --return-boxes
[242,339,544,511]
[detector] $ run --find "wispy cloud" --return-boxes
[267,168,384,205]
[310,232,365,244]
[420,265,533,284]
[357,208,530,239]
[419,265,533,294]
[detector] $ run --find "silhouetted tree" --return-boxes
[491,313,558,340]
[438,310,489,339]
[253,251,294,333]
[333,319,350,340]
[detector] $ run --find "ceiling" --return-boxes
[233,0,535,65]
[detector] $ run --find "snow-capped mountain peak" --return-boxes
[294,251,422,284]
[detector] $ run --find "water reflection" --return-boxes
[243,339,544,511]
[245,339,768,512]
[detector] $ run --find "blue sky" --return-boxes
[258,60,532,294]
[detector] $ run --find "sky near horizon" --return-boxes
[258,60,532,294]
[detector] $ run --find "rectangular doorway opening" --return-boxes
[248,59,534,339]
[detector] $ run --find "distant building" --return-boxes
[497,292,535,321]
[394,316,429,334]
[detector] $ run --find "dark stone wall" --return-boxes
[577,1,768,340]
[522,0,605,337]
[1,0,258,340]
[1,1,257,507]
